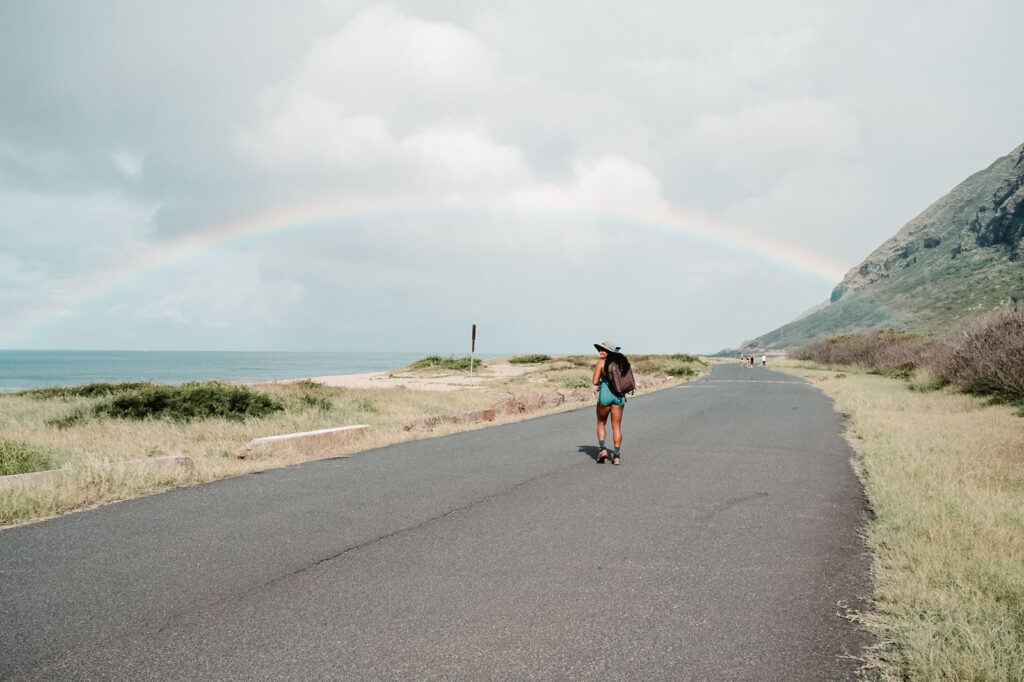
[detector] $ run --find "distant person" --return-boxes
[739,355,745,368]
[761,353,767,368]
[593,341,626,465]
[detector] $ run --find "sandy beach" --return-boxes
[280,358,536,392]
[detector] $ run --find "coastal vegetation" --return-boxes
[0,440,56,477]
[508,354,552,364]
[790,303,1024,411]
[777,309,1024,678]
[633,354,704,377]
[44,382,287,429]
[408,355,480,371]
[0,354,708,527]
[19,382,154,399]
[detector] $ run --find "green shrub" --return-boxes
[509,354,552,364]
[0,440,56,476]
[20,382,154,400]
[561,374,593,389]
[299,394,333,411]
[291,379,325,391]
[662,365,698,378]
[668,354,702,363]
[939,303,1024,403]
[408,356,480,371]
[46,409,89,430]
[89,382,285,423]
[630,354,704,376]
[352,398,379,413]
[789,329,938,378]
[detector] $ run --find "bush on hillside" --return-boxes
[790,330,939,378]
[937,303,1024,401]
[790,304,1024,403]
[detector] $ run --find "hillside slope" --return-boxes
[734,142,1024,353]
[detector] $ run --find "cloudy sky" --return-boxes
[2,1,1022,354]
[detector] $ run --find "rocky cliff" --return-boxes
[730,142,1024,353]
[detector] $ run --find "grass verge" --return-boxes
[774,359,1024,680]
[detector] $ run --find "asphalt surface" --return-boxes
[0,363,871,680]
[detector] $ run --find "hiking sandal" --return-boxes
[597,448,608,463]
[612,454,620,465]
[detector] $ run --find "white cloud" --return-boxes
[240,4,502,176]
[296,4,497,110]
[238,5,678,215]
[513,155,668,217]
[400,126,532,192]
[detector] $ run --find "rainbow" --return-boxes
[2,193,850,346]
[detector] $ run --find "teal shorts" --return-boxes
[598,380,626,407]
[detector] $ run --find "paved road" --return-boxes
[1,363,870,680]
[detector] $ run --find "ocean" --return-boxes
[0,350,501,393]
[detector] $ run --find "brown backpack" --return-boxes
[606,353,636,397]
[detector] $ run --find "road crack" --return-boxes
[697,491,769,522]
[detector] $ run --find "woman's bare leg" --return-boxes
[596,404,611,444]
[610,404,624,448]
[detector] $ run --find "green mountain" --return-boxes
[733,142,1024,353]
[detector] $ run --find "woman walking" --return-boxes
[593,341,626,465]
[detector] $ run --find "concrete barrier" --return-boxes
[0,468,64,490]
[237,425,370,458]
[403,410,496,432]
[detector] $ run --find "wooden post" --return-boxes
[469,324,477,391]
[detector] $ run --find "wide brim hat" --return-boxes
[594,341,621,354]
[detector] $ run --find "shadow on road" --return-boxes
[577,445,604,462]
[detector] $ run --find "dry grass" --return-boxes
[775,359,1024,680]
[0,355,708,528]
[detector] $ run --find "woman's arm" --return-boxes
[592,358,605,386]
